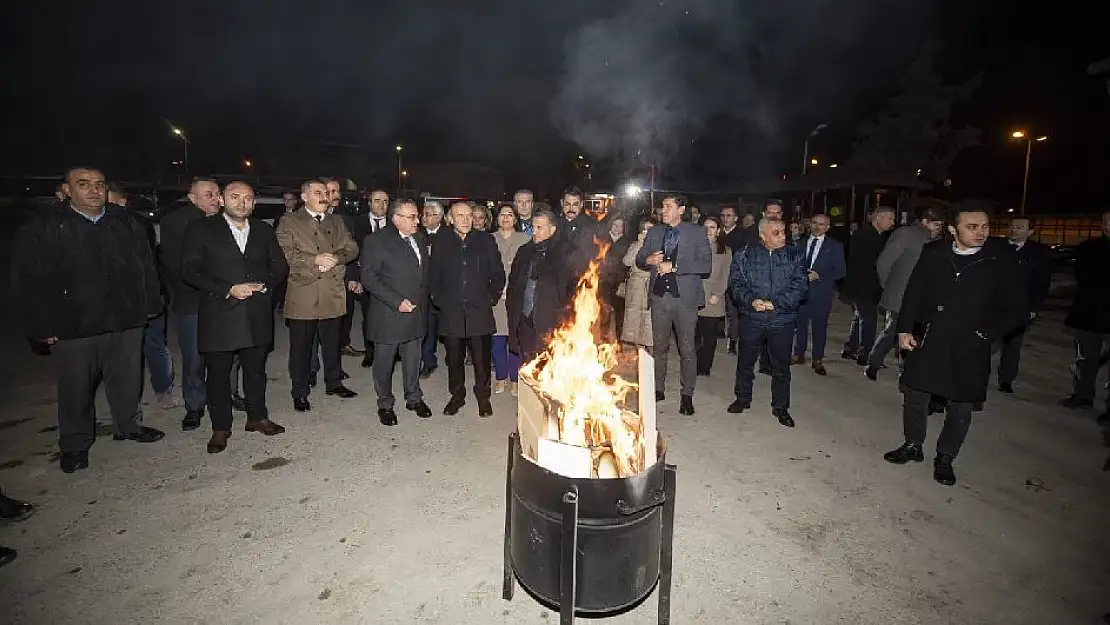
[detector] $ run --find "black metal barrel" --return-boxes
[507,433,667,614]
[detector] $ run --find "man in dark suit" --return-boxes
[180,181,289,453]
[420,200,446,378]
[636,194,713,415]
[841,206,896,365]
[361,199,434,425]
[1059,211,1110,420]
[996,217,1054,394]
[792,214,847,375]
[355,189,392,368]
[507,211,576,364]
[429,202,506,418]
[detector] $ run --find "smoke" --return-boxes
[551,0,933,173]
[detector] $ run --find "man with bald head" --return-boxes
[791,213,846,375]
[728,217,808,427]
[13,166,166,473]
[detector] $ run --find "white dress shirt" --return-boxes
[369,214,386,233]
[225,214,250,253]
[403,234,421,265]
[805,235,825,269]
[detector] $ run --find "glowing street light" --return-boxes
[622,183,643,199]
[810,158,819,166]
[828,163,838,168]
[802,123,827,174]
[244,159,252,168]
[169,125,189,169]
[395,145,404,196]
[1010,130,1049,215]
[401,170,408,178]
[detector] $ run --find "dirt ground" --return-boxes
[1,293,1107,624]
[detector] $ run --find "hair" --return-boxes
[300,178,328,194]
[514,188,534,199]
[720,205,737,216]
[763,197,784,209]
[757,217,784,233]
[281,189,296,198]
[423,200,444,216]
[391,198,419,217]
[703,216,727,254]
[471,203,492,230]
[919,206,946,223]
[222,180,253,193]
[106,181,124,196]
[810,213,830,224]
[562,185,583,201]
[638,219,656,234]
[951,206,989,225]
[871,206,896,222]
[369,188,389,198]
[64,165,102,183]
[320,177,338,185]
[661,193,685,206]
[532,209,558,228]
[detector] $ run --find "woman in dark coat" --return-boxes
[884,209,1027,486]
[429,202,506,417]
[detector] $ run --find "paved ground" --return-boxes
[1,256,1108,622]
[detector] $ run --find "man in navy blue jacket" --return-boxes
[792,214,847,375]
[728,218,808,427]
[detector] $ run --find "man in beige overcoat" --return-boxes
[276,179,359,412]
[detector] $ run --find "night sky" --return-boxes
[1,0,1106,211]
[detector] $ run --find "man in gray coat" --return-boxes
[636,194,713,415]
[361,199,434,426]
[865,207,945,381]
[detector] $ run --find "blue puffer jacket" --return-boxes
[728,243,808,327]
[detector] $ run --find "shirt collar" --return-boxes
[70,203,105,223]
[952,243,982,256]
[306,208,326,220]
[224,213,249,230]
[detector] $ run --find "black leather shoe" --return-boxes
[772,408,795,427]
[325,385,358,399]
[0,492,34,522]
[758,366,772,376]
[378,408,398,426]
[883,442,924,464]
[933,453,957,486]
[443,396,465,416]
[478,399,494,418]
[679,395,695,415]
[113,426,166,443]
[1058,395,1092,409]
[293,398,311,412]
[361,355,374,368]
[655,391,665,402]
[727,340,737,355]
[998,381,1014,394]
[60,451,89,474]
[0,546,15,568]
[419,364,437,379]
[181,410,203,432]
[231,394,247,412]
[727,399,750,414]
[864,365,878,381]
[855,355,868,367]
[840,348,856,360]
[406,401,433,418]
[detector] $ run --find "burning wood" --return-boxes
[517,250,658,479]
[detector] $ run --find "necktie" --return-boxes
[315,214,324,224]
[662,226,679,259]
[805,238,817,269]
[374,218,383,232]
[406,236,421,265]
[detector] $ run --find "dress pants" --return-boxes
[288,317,343,399]
[725,294,740,341]
[340,290,371,350]
[793,296,833,360]
[997,320,1031,385]
[843,300,879,360]
[734,321,793,409]
[444,335,493,401]
[1072,330,1109,408]
[491,335,521,382]
[53,327,145,453]
[423,308,441,368]
[649,294,699,397]
[372,339,424,409]
[171,313,206,412]
[204,346,268,431]
[694,316,723,375]
[142,312,174,395]
[868,310,901,369]
[902,386,973,457]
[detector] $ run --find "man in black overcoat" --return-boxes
[361,199,435,426]
[429,202,506,418]
[840,206,895,365]
[181,181,289,453]
[883,208,1028,486]
[506,211,577,365]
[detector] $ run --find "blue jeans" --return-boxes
[491,335,521,382]
[143,313,174,394]
[172,313,206,412]
[735,320,794,409]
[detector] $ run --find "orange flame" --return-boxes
[520,243,644,476]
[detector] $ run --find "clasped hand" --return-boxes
[228,283,265,300]
[315,253,339,273]
[752,299,775,312]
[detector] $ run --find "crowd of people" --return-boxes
[3,165,1109,567]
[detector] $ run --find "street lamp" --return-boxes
[170,126,189,170]
[828,163,838,168]
[395,144,404,196]
[802,124,827,174]
[1010,130,1049,215]
[810,158,819,166]
[244,159,252,168]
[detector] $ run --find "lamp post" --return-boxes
[171,126,189,170]
[1010,130,1048,216]
[401,169,408,195]
[395,144,403,197]
[802,124,827,174]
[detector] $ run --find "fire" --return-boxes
[519,245,646,477]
